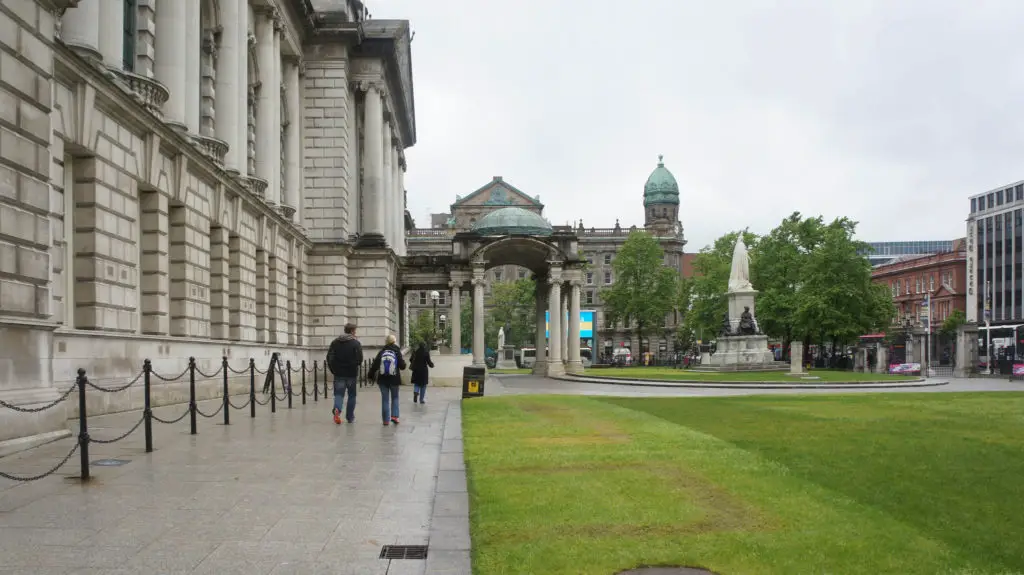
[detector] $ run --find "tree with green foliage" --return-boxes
[940,309,967,337]
[409,310,437,348]
[487,278,536,349]
[601,230,680,355]
[681,230,759,342]
[788,217,894,348]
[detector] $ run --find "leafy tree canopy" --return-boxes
[486,277,536,349]
[409,310,437,349]
[602,230,680,350]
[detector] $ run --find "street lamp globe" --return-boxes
[430,290,439,302]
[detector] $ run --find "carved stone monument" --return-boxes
[707,238,779,371]
[495,325,517,369]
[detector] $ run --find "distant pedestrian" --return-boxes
[370,334,406,425]
[327,323,363,424]
[410,342,435,404]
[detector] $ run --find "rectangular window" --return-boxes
[438,292,447,305]
[604,254,612,265]
[586,272,593,285]
[518,269,526,279]
[493,270,502,282]
[896,279,901,295]
[1017,184,1023,201]
[418,291,427,305]
[989,193,995,208]
[123,0,137,71]
[929,275,934,292]
[972,198,978,212]
[584,291,594,305]
[998,189,1005,205]
[604,271,612,284]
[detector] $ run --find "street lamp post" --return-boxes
[430,290,440,351]
[985,280,992,375]
[439,314,447,349]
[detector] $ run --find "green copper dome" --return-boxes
[471,207,553,236]
[643,155,680,206]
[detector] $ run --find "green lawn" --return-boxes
[489,368,532,375]
[584,367,917,382]
[463,393,1024,575]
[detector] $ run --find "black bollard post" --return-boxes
[270,354,277,414]
[301,360,307,405]
[143,359,153,453]
[188,357,197,435]
[249,358,256,419]
[313,360,319,402]
[222,356,230,426]
[286,360,293,409]
[77,368,90,482]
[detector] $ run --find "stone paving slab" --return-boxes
[0,385,469,574]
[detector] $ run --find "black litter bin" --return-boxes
[462,366,486,399]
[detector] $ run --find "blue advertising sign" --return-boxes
[545,310,594,339]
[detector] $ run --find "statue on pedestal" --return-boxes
[738,306,757,335]
[497,326,506,350]
[503,321,513,346]
[719,311,733,337]
[728,238,753,292]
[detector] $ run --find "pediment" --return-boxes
[452,178,543,210]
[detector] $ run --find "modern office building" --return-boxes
[861,241,956,266]
[966,180,1024,329]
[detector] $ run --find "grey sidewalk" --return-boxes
[0,384,471,574]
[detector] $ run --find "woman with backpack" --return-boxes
[369,334,407,425]
[410,341,435,404]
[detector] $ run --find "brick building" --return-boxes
[870,239,967,363]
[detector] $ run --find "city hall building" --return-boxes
[0,0,415,445]
[406,156,690,360]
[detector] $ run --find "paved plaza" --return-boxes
[1,373,1021,574]
[0,386,469,574]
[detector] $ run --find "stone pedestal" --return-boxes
[496,346,517,369]
[707,335,776,369]
[725,289,757,334]
[789,341,807,375]
[875,344,889,373]
[954,322,979,378]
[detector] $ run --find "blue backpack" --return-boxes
[380,349,399,377]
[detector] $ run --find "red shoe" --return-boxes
[391,416,400,424]
[333,408,341,425]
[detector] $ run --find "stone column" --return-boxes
[397,161,406,256]
[236,6,249,174]
[215,0,242,173]
[381,126,393,247]
[184,0,201,132]
[155,0,189,128]
[271,18,283,206]
[284,60,302,219]
[98,0,125,68]
[254,10,277,203]
[472,267,486,367]
[449,282,462,355]
[567,281,583,373]
[533,278,548,375]
[790,341,806,374]
[565,290,573,362]
[359,84,386,245]
[61,1,101,61]
[547,267,565,376]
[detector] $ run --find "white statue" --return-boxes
[497,326,505,349]
[728,238,753,292]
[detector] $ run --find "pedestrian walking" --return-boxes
[326,323,363,424]
[410,342,435,404]
[369,333,406,425]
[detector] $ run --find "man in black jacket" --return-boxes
[327,323,363,424]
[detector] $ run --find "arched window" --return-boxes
[123,0,137,71]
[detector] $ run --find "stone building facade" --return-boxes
[406,156,688,358]
[1,0,415,444]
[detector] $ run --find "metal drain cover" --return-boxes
[91,459,131,467]
[618,564,716,568]
[379,544,428,560]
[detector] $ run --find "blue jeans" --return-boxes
[333,376,357,422]
[413,384,426,401]
[379,383,400,422]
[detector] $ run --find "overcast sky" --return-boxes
[362,0,1024,251]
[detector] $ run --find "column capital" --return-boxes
[248,33,257,49]
[353,80,387,97]
[448,281,462,292]
[569,278,584,288]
